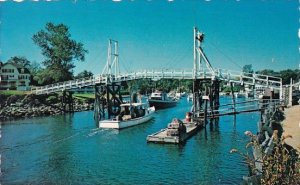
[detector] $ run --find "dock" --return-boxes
[147,119,203,144]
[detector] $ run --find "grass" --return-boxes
[73,93,95,99]
[0,90,30,96]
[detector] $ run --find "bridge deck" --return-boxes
[31,68,282,95]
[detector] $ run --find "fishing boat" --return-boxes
[148,90,178,109]
[99,102,155,129]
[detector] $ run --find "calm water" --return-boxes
[1,97,259,185]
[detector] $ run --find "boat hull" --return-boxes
[99,108,155,129]
[148,100,177,109]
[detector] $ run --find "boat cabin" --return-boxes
[118,103,147,120]
[150,91,169,101]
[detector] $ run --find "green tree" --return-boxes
[75,70,93,79]
[256,69,278,76]
[32,22,88,85]
[242,64,254,74]
[279,69,299,85]
[7,56,31,67]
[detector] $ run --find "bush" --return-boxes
[231,131,300,184]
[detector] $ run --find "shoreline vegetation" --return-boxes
[231,106,300,184]
[0,92,95,122]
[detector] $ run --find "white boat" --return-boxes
[99,102,155,129]
[175,92,187,99]
[187,93,193,101]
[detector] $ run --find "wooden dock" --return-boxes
[147,121,203,144]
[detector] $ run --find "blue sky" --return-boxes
[0,0,299,75]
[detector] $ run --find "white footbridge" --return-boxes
[31,28,282,97]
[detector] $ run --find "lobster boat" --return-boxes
[99,102,155,129]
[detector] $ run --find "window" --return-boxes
[19,75,28,80]
[0,81,7,85]
[10,81,16,86]
[2,69,14,73]
[1,75,8,80]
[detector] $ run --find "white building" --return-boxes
[0,62,31,91]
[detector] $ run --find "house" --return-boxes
[0,62,31,91]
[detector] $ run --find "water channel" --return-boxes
[1,96,259,184]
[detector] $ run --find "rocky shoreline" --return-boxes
[0,94,94,121]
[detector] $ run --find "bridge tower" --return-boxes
[192,27,220,123]
[94,39,123,121]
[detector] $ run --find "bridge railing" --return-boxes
[216,69,282,90]
[31,68,282,95]
[31,75,107,95]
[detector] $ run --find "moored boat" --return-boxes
[147,116,202,144]
[148,90,178,109]
[99,103,155,129]
[187,93,193,102]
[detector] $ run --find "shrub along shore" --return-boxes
[0,93,94,122]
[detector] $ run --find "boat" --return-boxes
[187,93,193,101]
[175,92,187,99]
[148,90,178,109]
[147,115,202,144]
[99,102,155,129]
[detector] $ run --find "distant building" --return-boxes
[0,62,31,90]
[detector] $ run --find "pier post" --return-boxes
[94,84,106,121]
[193,79,202,116]
[106,82,123,118]
[204,97,208,127]
[230,82,236,113]
[61,90,74,113]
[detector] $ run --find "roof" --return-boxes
[2,62,30,74]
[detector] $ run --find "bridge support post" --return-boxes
[192,79,203,118]
[94,84,106,121]
[61,90,74,113]
[210,79,220,117]
[192,78,221,124]
[230,82,236,113]
[106,82,123,119]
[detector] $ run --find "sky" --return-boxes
[0,0,299,76]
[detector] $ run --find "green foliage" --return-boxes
[256,69,300,85]
[231,131,300,185]
[46,95,59,104]
[7,56,31,67]
[28,61,42,86]
[221,85,241,93]
[32,22,88,85]
[73,93,95,99]
[33,66,73,85]
[75,70,93,79]
[124,79,192,94]
[243,64,254,74]
[0,90,29,95]
[279,69,299,85]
